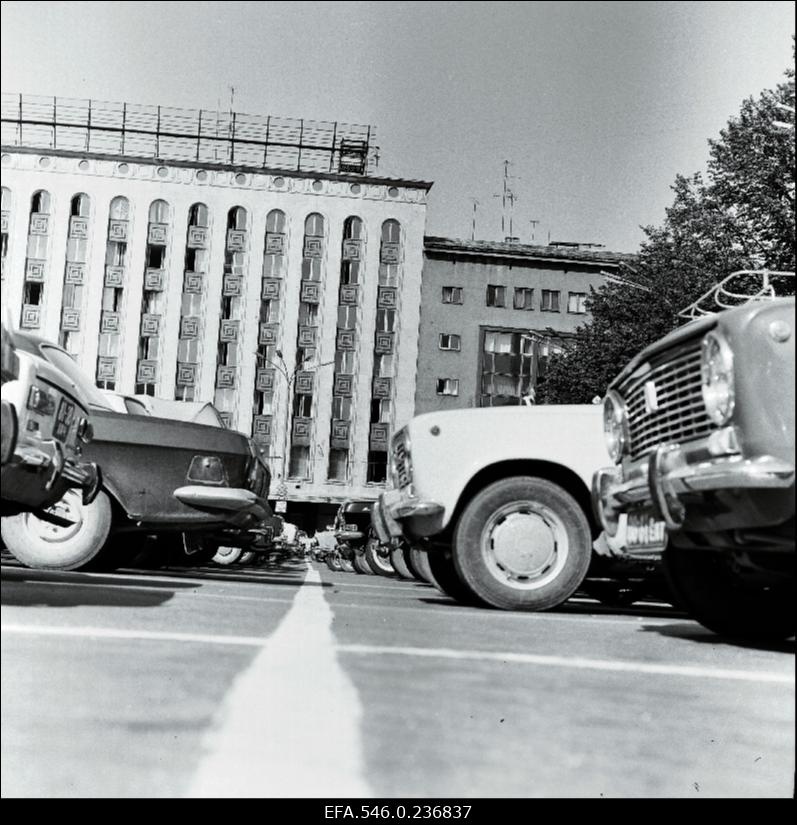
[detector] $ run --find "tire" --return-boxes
[326,553,343,572]
[365,537,395,576]
[340,557,355,573]
[664,543,795,641]
[427,547,486,605]
[452,476,592,611]
[212,545,243,566]
[352,551,373,575]
[408,547,435,584]
[238,551,256,566]
[389,545,415,580]
[1,489,115,571]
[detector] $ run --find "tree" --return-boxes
[539,55,795,404]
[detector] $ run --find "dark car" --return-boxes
[1,318,100,514]
[1,331,272,572]
[593,271,794,640]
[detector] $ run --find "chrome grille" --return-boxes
[620,341,715,460]
[390,430,412,489]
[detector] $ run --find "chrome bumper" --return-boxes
[593,438,795,534]
[173,485,271,527]
[7,435,100,506]
[371,488,445,544]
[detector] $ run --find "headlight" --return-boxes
[700,331,735,425]
[603,390,628,463]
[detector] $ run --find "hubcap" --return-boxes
[25,490,84,543]
[481,502,568,590]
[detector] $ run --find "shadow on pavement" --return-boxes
[0,572,188,608]
[639,621,797,654]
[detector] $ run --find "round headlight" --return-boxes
[701,331,735,425]
[603,390,628,463]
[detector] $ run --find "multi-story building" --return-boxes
[416,236,635,413]
[1,94,431,528]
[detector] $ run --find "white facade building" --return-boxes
[0,95,431,524]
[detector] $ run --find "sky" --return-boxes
[1,1,794,253]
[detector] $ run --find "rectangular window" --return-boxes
[486,285,506,307]
[513,288,534,310]
[438,333,461,351]
[541,290,561,312]
[442,286,463,304]
[366,450,388,483]
[567,292,587,314]
[327,448,349,481]
[436,378,459,396]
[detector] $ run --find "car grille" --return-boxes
[390,430,412,489]
[619,339,715,460]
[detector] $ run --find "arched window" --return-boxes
[367,219,403,483]
[96,196,130,389]
[59,193,92,352]
[286,213,326,480]
[175,203,211,401]
[135,199,171,395]
[327,216,365,482]
[1,187,11,301]
[252,209,288,456]
[20,190,52,330]
[213,206,249,425]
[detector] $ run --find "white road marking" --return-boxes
[337,643,796,685]
[2,622,792,685]
[184,566,372,798]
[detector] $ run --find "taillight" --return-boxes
[76,417,93,444]
[27,385,56,416]
[187,455,227,485]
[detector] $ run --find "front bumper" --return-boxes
[371,487,445,545]
[173,485,271,528]
[2,431,101,509]
[593,433,795,538]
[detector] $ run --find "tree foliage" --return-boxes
[539,55,795,404]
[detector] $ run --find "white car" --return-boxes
[372,404,660,610]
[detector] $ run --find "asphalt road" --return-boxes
[1,556,794,799]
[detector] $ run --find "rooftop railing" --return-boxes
[1,93,378,175]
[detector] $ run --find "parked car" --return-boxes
[1,318,99,515]
[371,404,659,610]
[334,500,378,574]
[1,330,273,572]
[592,271,795,640]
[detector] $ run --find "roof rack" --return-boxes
[678,270,795,320]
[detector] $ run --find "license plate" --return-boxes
[626,511,667,553]
[53,398,75,442]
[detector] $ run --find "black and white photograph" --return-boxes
[0,0,794,804]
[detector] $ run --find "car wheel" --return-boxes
[212,545,243,566]
[326,553,343,572]
[664,543,795,641]
[1,489,114,571]
[238,551,256,566]
[389,544,415,580]
[452,476,591,611]
[426,547,486,605]
[340,557,355,573]
[365,537,395,576]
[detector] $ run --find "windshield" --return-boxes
[39,345,114,409]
